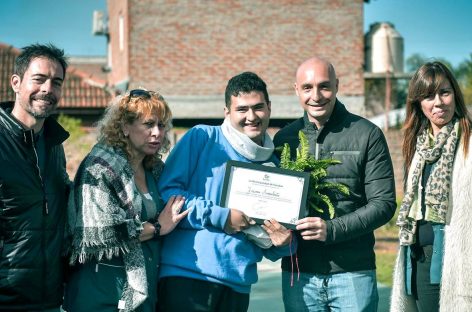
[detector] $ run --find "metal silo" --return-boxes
[365,22,404,73]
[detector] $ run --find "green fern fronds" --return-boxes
[280,143,292,170]
[279,131,349,219]
[318,182,350,196]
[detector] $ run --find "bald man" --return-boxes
[274,57,396,311]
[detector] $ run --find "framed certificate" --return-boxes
[220,160,310,229]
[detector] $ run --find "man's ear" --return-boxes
[224,105,230,118]
[11,75,21,93]
[335,79,339,92]
[267,101,271,113]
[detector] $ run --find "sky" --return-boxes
[0,0,107,56]
[364,0,472,68]
[0,0,470,68]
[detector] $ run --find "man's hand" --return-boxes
[261,219,292,247]
[224,209,255,234]
[295,217,327,241]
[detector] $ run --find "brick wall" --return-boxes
[107,0,365,113]
[69,57,108,81]
[0,43,20,102]
[107,0,130,87]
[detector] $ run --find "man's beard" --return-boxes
[26,94,58,118]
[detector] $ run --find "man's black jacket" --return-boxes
[274,100,396,274]
[0,101,69,310]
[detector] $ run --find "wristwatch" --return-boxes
[153,220,161,238]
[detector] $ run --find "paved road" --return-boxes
[249,259,391,311]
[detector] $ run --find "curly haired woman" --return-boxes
[64,89,188,312]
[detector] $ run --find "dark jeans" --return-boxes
[411,245,440,312]
[157,276,250,312]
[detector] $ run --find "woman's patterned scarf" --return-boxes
[397,119,459,245]
[67,143,163,311]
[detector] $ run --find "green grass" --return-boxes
[57,114,92,156]
[376,252,397,287]
[374,198,402,287]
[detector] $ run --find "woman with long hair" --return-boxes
[391,62,472,311]
[64,89,189,312]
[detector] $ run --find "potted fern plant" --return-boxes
[279,131,349,219]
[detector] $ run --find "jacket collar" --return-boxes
[0,101,69,147]
[302,99,348,133]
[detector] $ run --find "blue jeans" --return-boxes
[282,270,378,312]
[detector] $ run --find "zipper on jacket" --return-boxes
[315,143,321,160]
[41,211,47,309]
[27,130,49,308]
[20,129,49,308]
[43,198,49,215]
[30,131,48,215]
[308,126,324,161]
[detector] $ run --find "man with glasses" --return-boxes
[157,72,296,311]
[0,43,70,311]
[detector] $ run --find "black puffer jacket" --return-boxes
[274,100,396,274]
[0,101,69,310]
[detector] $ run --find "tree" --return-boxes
[405,53,472,105]
[456,54,472,106]
[406,53,454,73]
[406,53,428,73]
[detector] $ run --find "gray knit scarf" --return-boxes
[67,143,163,311]
[397,119,459,245]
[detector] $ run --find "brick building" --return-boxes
[104,0,367,123]
[1,2,405,194]
[102,0,408,195]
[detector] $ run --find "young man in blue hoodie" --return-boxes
[157,72,296,311]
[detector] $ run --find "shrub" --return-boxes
[57,114,85,142]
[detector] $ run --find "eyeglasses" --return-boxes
[128,89,152,100]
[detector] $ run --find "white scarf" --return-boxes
[221,117,275,249]
[221,117,274,161]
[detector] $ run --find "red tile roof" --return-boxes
[68,57,108,81]
[0,42,113,108]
